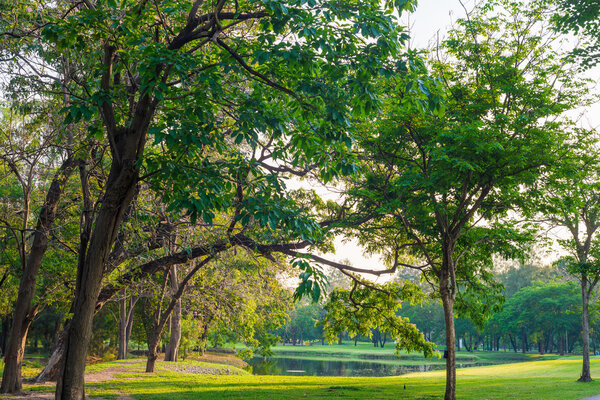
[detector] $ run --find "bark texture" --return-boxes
[164,266,181,362]
[56,120,145,399]
[441,287,456,400]
[579,277,593,382]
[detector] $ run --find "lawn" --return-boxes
[18,356,600,400]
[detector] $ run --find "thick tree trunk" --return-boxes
[441,290,456,400]
[580,277,592,382]
[164,266,181,362]
[56,150,141,400]
[0,317,10,356]
[1,159,74,394]
[146,330,161,373]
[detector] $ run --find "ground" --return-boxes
[3,350,600,399]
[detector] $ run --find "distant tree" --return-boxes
[280,303,324,345]
[535,144,600,381]
[493,281,581,354]
[496,263,557,298]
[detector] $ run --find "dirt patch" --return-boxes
[189,352,248,369]
[86,360,142,383]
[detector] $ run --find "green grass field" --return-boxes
[14,355,600,400]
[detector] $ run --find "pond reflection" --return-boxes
[247,357,447,377]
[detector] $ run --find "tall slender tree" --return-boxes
[326,1,586,398]
[535,141,600,381]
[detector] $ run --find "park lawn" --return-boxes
[21,356,600,400]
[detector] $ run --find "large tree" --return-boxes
[0,0,421,398]
[328,1,584,398]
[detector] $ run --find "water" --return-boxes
[248,357,446,377]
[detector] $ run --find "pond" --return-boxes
[247,357,479,377]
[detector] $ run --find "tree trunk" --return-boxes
[580,277,592,382]
[146,329,161,373]
[117,290,128,360]
[0,314,34,393]
[441,290,456,400]
[117,290,139,360]
[56,144,141,400]
[1,159,74,394]
[35,326,68,383]
[164,266,181,362]
[508,334,517,353]
[379,332,387,348]
[0,317,9,356]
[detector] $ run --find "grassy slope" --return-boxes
[18,356,600,400]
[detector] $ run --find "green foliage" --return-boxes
[552,0,600,67]
[490,281,581,345]
[319,281,437,358]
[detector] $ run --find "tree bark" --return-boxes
[441,290,456,400]
[56,139,142,400]
[164,266,181,362]
[0,317,10,356]
[579,276,592,382]
[145,330,161,373]
[117,290,128,360]
[1,159,74,394]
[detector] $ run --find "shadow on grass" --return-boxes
[85,374,442,400]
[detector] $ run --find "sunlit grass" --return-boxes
[19,356,600,400]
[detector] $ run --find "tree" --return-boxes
[4,0,421,397]
[332,1,584,398]
[535,145,600,380]
[0,100,80,394]
[492,281,581,354]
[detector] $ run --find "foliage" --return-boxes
[319,281,436,357]
[553,0,600,66]
[490,281,581,350]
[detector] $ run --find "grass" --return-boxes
[0,358,45,379]
[15,355,600,400]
